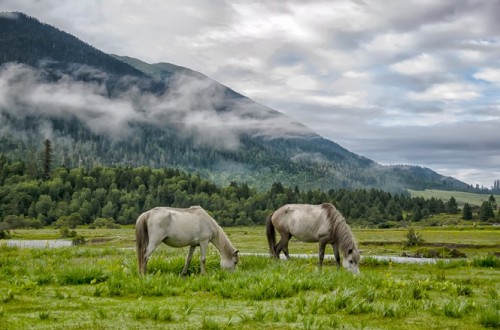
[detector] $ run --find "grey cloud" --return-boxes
[1,1,499,186]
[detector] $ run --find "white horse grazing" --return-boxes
[266,203,360,274]
[135,206,239,275]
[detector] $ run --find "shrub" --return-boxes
[92,218,121,229]
[59,227,76,238]
[0,222,10,239]
[403,227,424,247]
[472,254,500,268]
[72,236,86,245]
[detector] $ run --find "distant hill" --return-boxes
[0,12,472,192]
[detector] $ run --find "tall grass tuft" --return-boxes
[361,257,390,267]
[378,303,408,318]
[332,289,355,310]
[478,307,500,328]
[133,305,173,322]
[1,290,14,303]
[138,274,183,296]
[443,300,474,318]
[57,265,108,285]
[455,284,473,296]
[38,311,50,320]
[201,317,223,330]
[472,254,500,268]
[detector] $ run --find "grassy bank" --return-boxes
[1,227,499,329]
[0,245,499,329]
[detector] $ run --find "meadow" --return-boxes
[408,189,500,207]
[1,226,499,329]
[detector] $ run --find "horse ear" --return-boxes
[234,250,239,255]
[348,249,353,255]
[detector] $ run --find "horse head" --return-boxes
[342,248,360,274]
[220,249,239,271]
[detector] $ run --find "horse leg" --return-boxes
[181,245,196,277]
[332,243,341,269]
[279,233,292,259]
[318,239,328,268]
[274,240,282,258]
[142,238,163,274]
[199,240,209,275]
[283,234,292,260]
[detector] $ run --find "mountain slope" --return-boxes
[0,12,471,192]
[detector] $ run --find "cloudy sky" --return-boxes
[1,0,499,188]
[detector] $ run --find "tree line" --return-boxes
[0,155,498,231]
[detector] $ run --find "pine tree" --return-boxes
[479,201,495,221]
[42,139,53,180]
[462,203,472,220]
[488,194,497,209]
[446,196,458,214]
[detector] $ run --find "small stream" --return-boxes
[2,241,456,263]
[2,239,73,248]
[239,252,450,264]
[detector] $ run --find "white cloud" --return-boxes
[309,92,369,108]
[390,53,443,75]
[474,68,500,83]
[409,83,481,101]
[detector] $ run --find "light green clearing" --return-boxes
[408,189,500,207]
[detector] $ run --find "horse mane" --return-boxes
[215,225,237,257]
[321,203,357,256]
[200,209,237,259]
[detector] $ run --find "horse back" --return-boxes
[148,207,217,247]
[272,204,331,242]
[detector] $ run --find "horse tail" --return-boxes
[266,212,277,258]
[135,211,150,275]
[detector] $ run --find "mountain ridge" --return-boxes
[0,11,472,192]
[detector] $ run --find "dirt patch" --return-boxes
[89,238,113,244]
[401,247,467,259]
[362,241,499,249]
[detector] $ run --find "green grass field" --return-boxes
[408,189,500,207]
[1,227,499,329]
[7,225,499,256]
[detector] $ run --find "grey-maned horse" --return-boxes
[136,206,239,275]
[266,203,360,274]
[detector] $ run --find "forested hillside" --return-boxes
[2,156,497,232]
[0,12,473,193]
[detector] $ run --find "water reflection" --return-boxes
[239,253,446,264]
[2,239,73,248]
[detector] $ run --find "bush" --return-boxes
[403,227,424,247]
[0,222,10,239]
[72,236,86,245]
[25,218,43,229]
[60,227,77,238]
[92,218,121,229]
[53,213,82,229]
